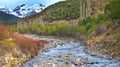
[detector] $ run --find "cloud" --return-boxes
[0,0,34,9]
[0,0,21,4]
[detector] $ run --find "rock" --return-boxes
[95,24,107,35]
[56,53,89,65]
[0,47,32,67]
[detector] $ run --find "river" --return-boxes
[23,36,120,67]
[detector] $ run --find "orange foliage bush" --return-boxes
[0,23,11,40]
[0,23,46,56]
[0,23,15,50]
[13,33,46,56]
[31,40,46,54]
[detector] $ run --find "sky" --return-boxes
[0,0,65,9]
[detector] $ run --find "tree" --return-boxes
[105,0,120,20]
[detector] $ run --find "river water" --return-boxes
[24,39,120,67]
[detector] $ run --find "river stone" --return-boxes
[57,53,89,65]
[42,38,68,50]
[31,58,74,67]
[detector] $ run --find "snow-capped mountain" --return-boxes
[12,4,45,18]
[0,4,45,18]
[0,6,12,14]
[33,4,45,13]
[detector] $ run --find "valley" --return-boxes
[0,0,120,67]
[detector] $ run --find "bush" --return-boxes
[0,24,45,56]
[105,0,120,20]
[78,14,107,33]
[0,23,11,40]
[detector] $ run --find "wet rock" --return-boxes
[28,58,75,67]
[41,38,68,50]
[56,53,89,65]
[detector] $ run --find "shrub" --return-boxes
[105,0,120,20]
[12,33,46,56]
[0,24,45,56]
[78,14,107,33]
[0,23,11,40]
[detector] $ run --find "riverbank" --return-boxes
[84,22,120,58]
[0,32,46,67]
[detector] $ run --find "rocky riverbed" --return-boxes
[23,34,120,67]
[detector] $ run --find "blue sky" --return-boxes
[0,0,65,9]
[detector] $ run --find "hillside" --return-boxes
[0,11,19,23]
[15,0,108,27]
[12,0,120,58]
[1,0,120,66]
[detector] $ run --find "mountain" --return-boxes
[0,6,12,14]
[0,3,45,23]
[12,4,45,18]
[0,11,19,23]
[0,4,45,18]
[15,0,107,26]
